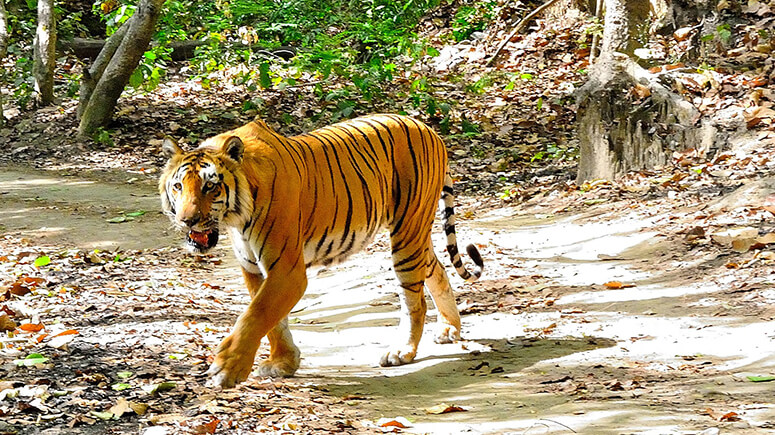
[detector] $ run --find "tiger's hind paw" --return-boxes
[379,346,417,367]
[433,323,460,344]
[257,352,300,378]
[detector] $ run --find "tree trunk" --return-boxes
[0,0,9,58]
[77,0,164,137]
[0,0,7,126]
[33,0,56,105]
[77,22,130,120]
[574,0,711,183]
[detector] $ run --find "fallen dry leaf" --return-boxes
[604,281,635,289]
[10,282,30,296]
[731,238,755,253]
[377,417,412,428]
[19,323,44,332]
[719,411,740,422]
[193,418,220,434]
[0,314,17,331]
[711,227,758,247]
[425,403,468,414]
[129,402,149,415]
[109,398,131,419]
[758,251,775,260]
[755,233,775,245]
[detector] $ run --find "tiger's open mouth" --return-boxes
[186,229,219,252]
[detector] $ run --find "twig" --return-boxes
[486,0,561,67]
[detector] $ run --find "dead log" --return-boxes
[59,37,296,61]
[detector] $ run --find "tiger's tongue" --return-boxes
[189,230,211,246]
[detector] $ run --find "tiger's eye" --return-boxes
[204,181,216,192]
[173,182,182,191]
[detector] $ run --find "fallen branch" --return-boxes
[59,37,296,61]
[486,0,561,67]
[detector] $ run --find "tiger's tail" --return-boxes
[441,174,484,282]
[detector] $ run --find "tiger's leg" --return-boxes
[242,269,300,377]
[425,248,462,344]
[257,317,300,377]
[207,260,306,388]
[380,234,429,367]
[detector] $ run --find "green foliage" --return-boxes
[97,2,136,36]
[174,0,445,116]
[129,46,171,91]
[93,128,114,147]
[451,0,497,42]
[530,143,578,162]
[701,24,732,45]
[57,10,89,40]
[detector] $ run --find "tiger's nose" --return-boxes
[181,214,201,227]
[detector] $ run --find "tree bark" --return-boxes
[77,22,130,120]
[33,0,56,105]
[598,0,648,60]
[0,0,9,58]
[78,0,164,137]
[575,0,711,183]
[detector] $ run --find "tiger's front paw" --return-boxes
[433,323,460,344]
[379,345,417,367]
[205,335,257,388]
[257,353,300,378]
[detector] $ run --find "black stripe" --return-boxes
[267,238,289,272]
[315,227,329,256]
[399,282,424,292]
[393,246,425,267]
[359,118,391,160]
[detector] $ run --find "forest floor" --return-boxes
[2,6,775,435]
[1,134,775,435]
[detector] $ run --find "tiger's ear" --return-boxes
[162,136,182,157]
[222,136,244,163]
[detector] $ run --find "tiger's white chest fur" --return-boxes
[229,227,265,276]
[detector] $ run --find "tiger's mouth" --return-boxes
[186,228,219,253]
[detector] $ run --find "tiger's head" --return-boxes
[159,135,253,253]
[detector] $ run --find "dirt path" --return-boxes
[0,167,174,251]
[1,166,774,434]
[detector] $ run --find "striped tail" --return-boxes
[441,174,484,282]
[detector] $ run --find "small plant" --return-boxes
[93,128,114,147]
[531,144,578,162]
[129,46,171,91]
[470,144,486,159]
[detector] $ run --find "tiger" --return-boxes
[159,114,483,388]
